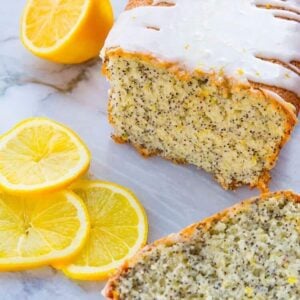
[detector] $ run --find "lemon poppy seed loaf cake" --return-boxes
[101,0,300,189]
[104,191,300,299]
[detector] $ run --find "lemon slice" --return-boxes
[0,190,89,271]
[60,180,148,280]
[0,118,90,194]
[21,0,114,64]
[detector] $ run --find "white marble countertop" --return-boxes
[0,1,300,299]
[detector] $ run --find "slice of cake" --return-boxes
[101,0,300,190]
[104,191,300,299]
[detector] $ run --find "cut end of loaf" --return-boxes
[104,191,300,299]
[104,52,296,189]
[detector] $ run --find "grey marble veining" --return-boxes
[0,1,299,299]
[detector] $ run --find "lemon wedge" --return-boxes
[0,118,90,194]
[60,180,148,280]
[0,190,89,271]
[21,0,114,64]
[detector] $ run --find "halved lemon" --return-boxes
[59,180,148,280]
[0,190,89,271]
[0,118,90,194]
[21,0,114,64]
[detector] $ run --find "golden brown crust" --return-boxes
[126,0,152,9]
[250,81,300,114]
[104,190,300,299]
[126,0,174,10]
[250,56,300,114]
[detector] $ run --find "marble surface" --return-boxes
[0,1,299,299]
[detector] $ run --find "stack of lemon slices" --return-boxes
[0,118,148,280]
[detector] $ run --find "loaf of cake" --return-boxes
[104,191,300,299]
[101,0,300,190]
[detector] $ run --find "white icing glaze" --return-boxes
[288,63,300,74]
[255,0,300,13]
[101,0,300,98]
[270,9,300,22]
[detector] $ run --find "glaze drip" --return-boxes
[102,0,300,97]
